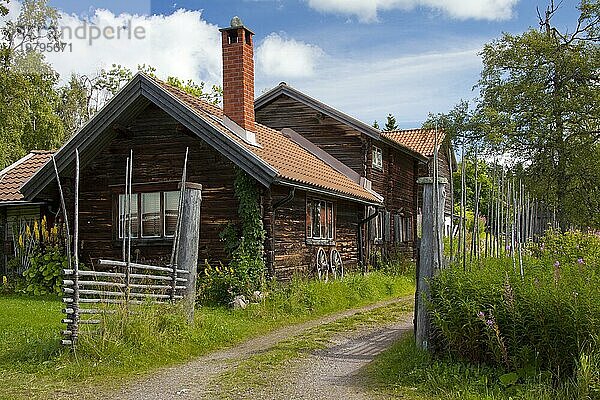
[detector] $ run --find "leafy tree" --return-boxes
[0,0,65,168]
[0,0,8,16]
[474,0,600,228]
[422,100,478,145]
[384,113,398,131]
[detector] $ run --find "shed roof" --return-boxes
[0,151,54,203]
[382,129,446,158]
[157,80,383,203]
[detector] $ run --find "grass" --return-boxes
[365,332,600,399]
[0,271,414,400]
[212,298,414,399]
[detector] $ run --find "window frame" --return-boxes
[115,188,180,241]
[306,197,336,244]
[372,146,383,171]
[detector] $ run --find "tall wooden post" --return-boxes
[415,177,447,350]
[176,182,202,323]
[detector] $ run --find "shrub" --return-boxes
[12,217,67,296]
[429,230,600,379]
[23,246,66,295]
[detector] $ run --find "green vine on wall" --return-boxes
[212,168,267,300]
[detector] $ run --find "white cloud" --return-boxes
[257,47,483,127]
[306,0,519,22]
[256,33,324,78]
[43,7,222,85]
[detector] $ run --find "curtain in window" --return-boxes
[118,193,138,238]
[141,192,160,237]
[163,191,180,237]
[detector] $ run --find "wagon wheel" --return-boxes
[330,249,343,279]
[315,247,329,281]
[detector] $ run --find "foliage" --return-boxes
[452,157,497,216]
[202,169,266,304]
[0,272,414,399]
[166,75,222,105]
[384,113,398,131]
[12,217,66,296]
[474,1,600,228]
[423,100,475,144]
[0,0,65,168]
[372,120,380,129]
[429,230,600,381]
[367,335,600,400]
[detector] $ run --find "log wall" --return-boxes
[62,104,240,267]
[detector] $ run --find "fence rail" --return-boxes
[61,258,189,346]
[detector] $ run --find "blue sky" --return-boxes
[42,0,581,128]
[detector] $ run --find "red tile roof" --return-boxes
[157,81,382,204]
[0,151,54,202]
[382,129,446,158]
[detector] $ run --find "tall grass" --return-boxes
[367,336,600,400]
[429,230,600,383]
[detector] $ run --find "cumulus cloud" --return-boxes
[45,8,222,85]
[256,33,324,78]
[306,0,519,22]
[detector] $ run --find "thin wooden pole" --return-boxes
[122,157,129,263]
[73,149,80,347]
[170,147,189,301]
[461,141,467,271]
[448,144,454,263]
[126,150,133,304]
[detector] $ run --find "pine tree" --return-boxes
[384,113,398,131]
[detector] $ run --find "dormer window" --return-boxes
[372,146,383,170]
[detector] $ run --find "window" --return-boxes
[374,211,384,241]
[395,214,412,243]
[141,193,161,237]
[163,191,180,237]
[118,193,139,238]
[306,198,334,240]
[117,190,180,239]
[372,146,383,170]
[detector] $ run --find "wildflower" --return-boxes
[554,261,560,267]
[477,311,485,319]
[486,319,494,327]
[577,258,584,265]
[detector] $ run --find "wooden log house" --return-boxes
[0,18,454,278]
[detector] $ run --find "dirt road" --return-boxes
[92,297,412,400]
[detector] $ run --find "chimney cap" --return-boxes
[219,16,255,35]
[230,16,243,27]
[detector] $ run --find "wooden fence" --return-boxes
[61,259,190,345]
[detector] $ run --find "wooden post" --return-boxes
[415,176,447,351]
[176,182,202,323]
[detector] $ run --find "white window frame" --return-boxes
[307,198,335,241]
[372,146,383,170]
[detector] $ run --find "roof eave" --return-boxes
[273,178,383,206]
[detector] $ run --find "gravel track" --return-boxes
[88,296,412,400]
[227,316,413,400]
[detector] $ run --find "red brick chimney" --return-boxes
[220,17,256,142]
